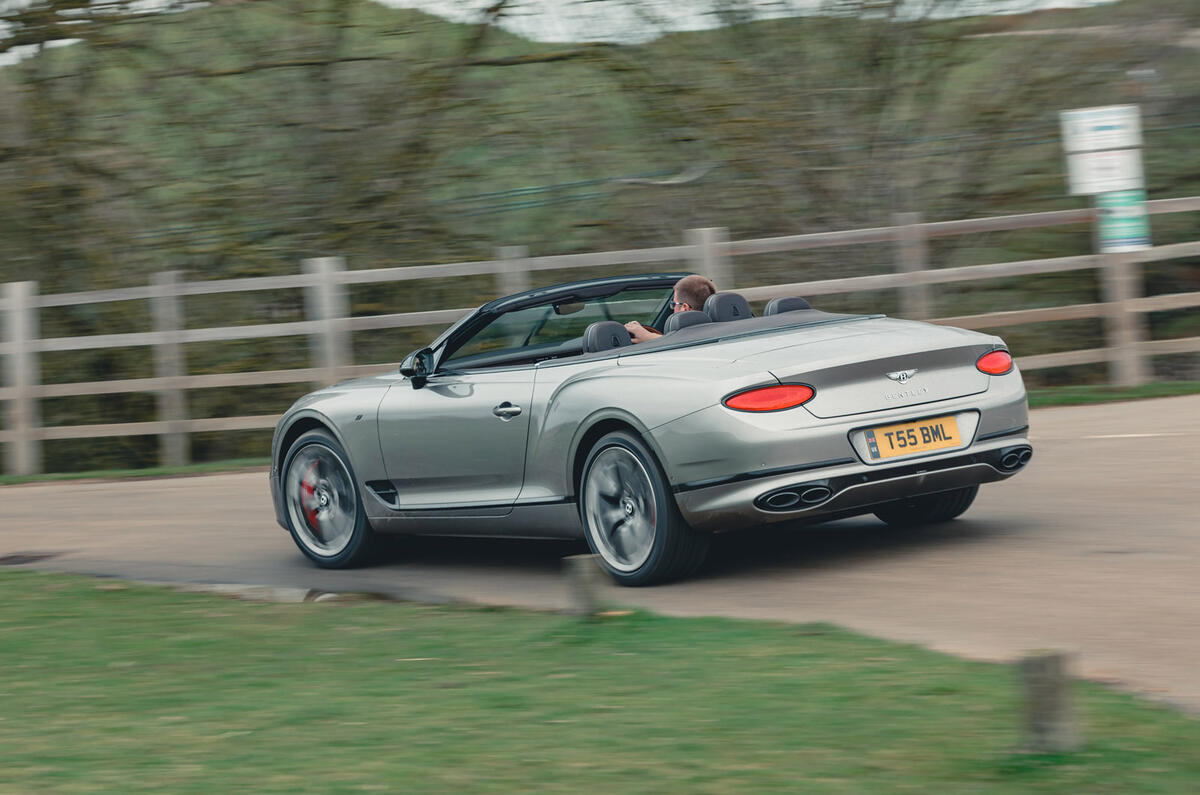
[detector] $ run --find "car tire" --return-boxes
[872,485,979,528]
[281,429,376,568]
[579,430,709,586]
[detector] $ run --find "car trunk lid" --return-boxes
[732,318,994,418]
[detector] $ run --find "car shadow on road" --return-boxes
[374,534,587,574]
[368,513,1035,582]
[695,514,1033,582]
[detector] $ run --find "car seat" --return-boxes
[663,310,711,333]
[704,292,753,322]
[764,296,812,314]
[582,320,632,353]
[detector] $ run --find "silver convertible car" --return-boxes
[269,272,1032,585]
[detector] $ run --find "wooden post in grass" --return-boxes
[151,271,188,468]
[563,554,604,618]
[1018,651,1082,752]
[3,281,42,475]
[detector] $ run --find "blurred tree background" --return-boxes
[1,0,1198,470]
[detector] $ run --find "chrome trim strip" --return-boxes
[976,424,1030,441]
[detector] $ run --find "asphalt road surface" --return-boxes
[4,395,1198,710]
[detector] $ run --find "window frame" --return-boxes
[436,284,673,373]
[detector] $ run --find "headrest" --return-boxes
[704,292,753,322]
[663,310,711,334]
[582,320,632,353]
[765,296,812,315]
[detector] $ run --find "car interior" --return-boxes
[437,288,846,372]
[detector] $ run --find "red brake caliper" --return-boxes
[300,461,320,531]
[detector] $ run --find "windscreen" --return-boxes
[443,286,670,365]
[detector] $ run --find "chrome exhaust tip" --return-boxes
[757,480,835,512]
[998,445,1033,471]
[799,486,833,505]
[763,491,801,510]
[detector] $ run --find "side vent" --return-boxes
[365,480,400,509]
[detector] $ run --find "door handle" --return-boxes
[492,402,522,420]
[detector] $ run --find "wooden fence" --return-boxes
[3,197,1199,475]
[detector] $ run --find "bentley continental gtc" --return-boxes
[270,273,1032,585]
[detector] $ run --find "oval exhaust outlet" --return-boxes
[764,491,801,510]
[800,486,832,505]
[999,446,1033,470]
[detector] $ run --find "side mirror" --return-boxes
[399,348,434,388]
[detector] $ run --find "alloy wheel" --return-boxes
[582,445,659,573]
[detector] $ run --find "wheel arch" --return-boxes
[275,412,342,472]
[569,410,670,498]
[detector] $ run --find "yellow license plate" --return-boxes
[864,415,961,460]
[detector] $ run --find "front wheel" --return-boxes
[872,485,979,528]
[281,430,376,568]
[579,431,709,586]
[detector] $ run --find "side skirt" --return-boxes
[370,500,583,540]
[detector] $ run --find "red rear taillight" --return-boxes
[723,384,815,412]
[976,350,1014,375]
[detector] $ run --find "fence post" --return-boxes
[151,271,189,467]
[302,257,350,386]
[495,246,531,296]
[3,281,42,475]
[685,227,733,289]
[893,212,933,320]
[1098,252,1150,387]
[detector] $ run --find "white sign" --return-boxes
[1060,105,1142,153]
[1067,149,1144,195]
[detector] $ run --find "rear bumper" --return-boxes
[673,437,1031,532]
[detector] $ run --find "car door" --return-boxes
[377,366,535,512]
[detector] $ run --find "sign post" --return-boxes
[1060,104,1151,386]
[1059,104,1151,253]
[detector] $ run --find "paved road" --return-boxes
[4,395,1198,710]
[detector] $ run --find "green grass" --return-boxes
[0,458,269,486]
[2,570,1198,793]
[1026,381,1200,408]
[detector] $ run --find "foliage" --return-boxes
[1,0,1198,469]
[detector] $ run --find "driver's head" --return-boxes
[672,274,717,314]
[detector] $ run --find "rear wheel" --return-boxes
[282,430,376,568]
[872,485,979,528]
[579,431,709,586]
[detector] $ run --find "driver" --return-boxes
[625,274,717,343]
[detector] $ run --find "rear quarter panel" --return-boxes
[523,353,774,500]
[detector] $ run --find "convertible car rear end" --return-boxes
[270,273,1031,585]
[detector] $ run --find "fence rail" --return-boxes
[4,198,1199,474]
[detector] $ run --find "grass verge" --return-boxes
[1026,381,1200,408]
[2,570,1197,792]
